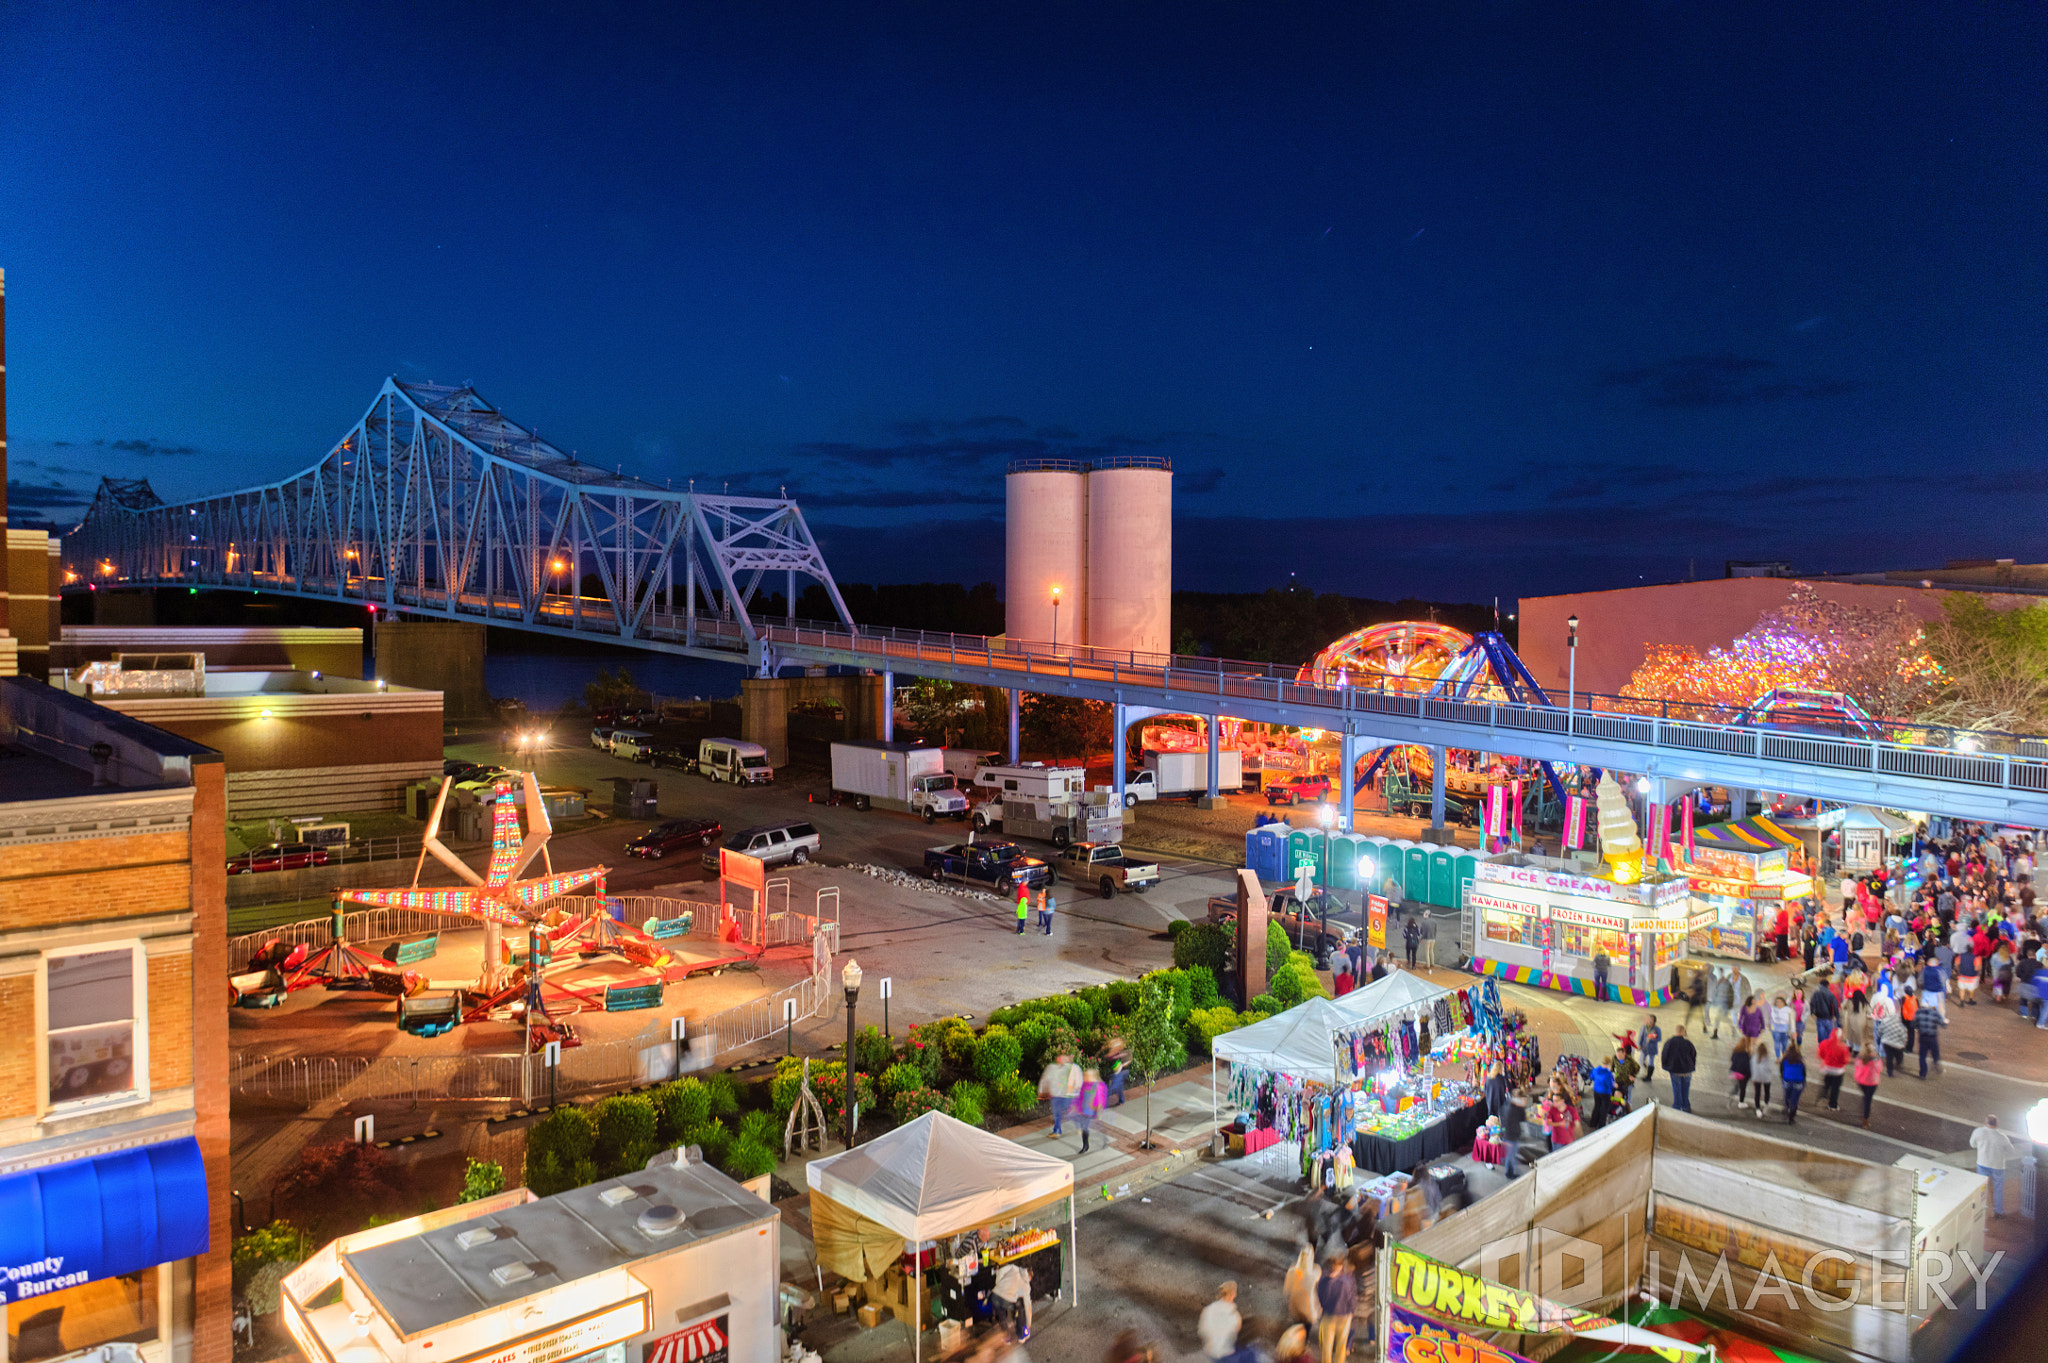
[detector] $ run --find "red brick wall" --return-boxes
[0,976,33,1121]
[188,759,232,1363]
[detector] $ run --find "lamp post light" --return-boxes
[1314,803,1337,969]
[1050,585,1062,651]
[1566,614,1579,715]
[841,958,863,1149]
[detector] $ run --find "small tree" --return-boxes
[1126,978,1184,1151]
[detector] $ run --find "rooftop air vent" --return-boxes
[637,1205,685,1238]
[600,1185,639,1207]
[456,1228,495,1251]
[490,1262,535,1287]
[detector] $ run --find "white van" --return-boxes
[608,730,653,759]
[697,737,773,785]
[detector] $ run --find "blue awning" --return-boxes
[0,1137,210,1305]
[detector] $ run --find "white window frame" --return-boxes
[0,1259,175,1363]
[35,938,151,1121]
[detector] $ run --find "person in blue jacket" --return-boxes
[1588,1057,1616,1129]
[1779,1043,1808,1124]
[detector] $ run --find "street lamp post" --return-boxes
[841,959,863,1150]
[1051,585,1062,650]
[1315,803,1336,969]
[1567,614,1579,714]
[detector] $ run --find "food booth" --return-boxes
[1464,856,1701,1005]
[279,1151,780,1363]
[1681,816,1817,961]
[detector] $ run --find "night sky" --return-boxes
[3,2,2042,603]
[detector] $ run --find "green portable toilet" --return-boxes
[1288,828,1320,884]
[1354,838,1386,895]
[1327,832,1366,890]
[1428,849,1456,907]
[1378,840,1410,901]
[1404,847,1430,905]
[1453,853,1479,910]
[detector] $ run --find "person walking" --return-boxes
[1768,996,1793,1057]
[1971,1115,2018,1218]
[1198,1283,1252,1363]
[1809,974,1840,1043]
[1661,1026,1697,1112]
[1640,1013,1663,1087]
[1403,914,1420,969]
[1916,993,1945,1078]
[1421,914,1438,969]
[1075,1067,1107,1152]
[1283,1248,1322,1331]
[1728,1037,1755,1111]
[1779,1044,1807,1124]
[1874,993,1909,1078]
[1039,887,1058,936]
[1015,887,1030,935]
[1039,1053,1082,1134]
[1315,1256,1356,1363]
[1104,1039,1129,1107]
[1817,1028,1851,1111]
[1588,1056,1615,1129]
[1955,944,1980,1004]
[1707,968,1736,1039]
[1853,1044,1882,1127]
[993,1260,1034,1341]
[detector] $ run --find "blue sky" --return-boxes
[3,1,2043,600]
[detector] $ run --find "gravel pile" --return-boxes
[849,863,1001,903]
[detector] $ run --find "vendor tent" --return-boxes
[806,1112,1077,1361]
[1329,968,1452,1029]
[1690,815,1803,854]
[1211,996,1356,1086]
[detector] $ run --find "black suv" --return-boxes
[641,742,693,769]
[625,818,724,859]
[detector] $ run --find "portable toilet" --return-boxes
[1428,848,1457,908]
[1287,828,1321,885]
[1376,839,1410,901]
[1354,837,1387,895]
[1328,832,1368,890]
[1452,853,1479,910]
[1246,825,1290,883]
[1403,846,1431,905]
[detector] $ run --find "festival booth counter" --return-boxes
[1465,856,1703,1005]
[1212,973,1505,1179]
[1381,1103,1924,1363]
[1682,816,1817,962]
[806,1112,1075,1363]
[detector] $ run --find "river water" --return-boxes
[482,652,751,710]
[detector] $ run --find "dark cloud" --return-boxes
[886,415,1030,441]
[1599,354,1858,409]
[798,487,1004,509]
[1179,467,1227,495]
[793,436,1056,469]
[6,478,94,515]
[96,437,202,456]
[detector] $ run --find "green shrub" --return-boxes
[1105,980,1141,1015]
[972,1028,1023,1083]
[948,1090,985,1127]
[987,1003,1026,1028]
[893,1086,947,1124]
[1182,1006,1243,1056]
[904,1021,949,1082]
[1049,994,1096,1030]
[853,1024,895,1074]
[939,1018,979,1069]
[681,1118,731,1166]
[1166,918,1190,940]
[457,1158,505,1205]
[1142,968,1195,1022]
[702,1072,742,1117]
[878,1061,924,1103]
[1012,1016,1055,1074]
[814,1066,877,1125]
[738,1109,781,1148]
[950,1079,988,1109]
[232,1221,307,1288]
[1250,992,1284,1016]
[1038,1019,1081,1070]
[524,1107,599,1197]
[653,1078,712,1141]
[1185,964,1220,1010]
[992,1075,1039,1114]
[1267,920,1290,976]
[1270,959,1327,1007]
[722,1138,779,1181]
[1172,922,1232,974]
[1077,985,1114,1029]
[594,1093,660,1176]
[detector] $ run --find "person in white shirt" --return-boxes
[1198,1281,1254,1362]
[1970,1114,2019,1217]
[991,1261,1033,1338]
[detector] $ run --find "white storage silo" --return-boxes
[1085,457,1172,655]
[1005,459,1088,646]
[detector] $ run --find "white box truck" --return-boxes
[830,741,971,821]
[1114,749,1241,805]
[973,790,1124,847]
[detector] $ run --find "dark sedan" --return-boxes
[227,842,332,875]
[626,818,724,859]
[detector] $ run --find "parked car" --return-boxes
[701,820,821,872]
[227,842,332,875]
[923,840,1053,893]
[590,726,620,751]
[626,818,723,860]
[1263,774,1333,806]
[642,742,693,769]
[608,730,654,759]
[1055,842,1159,898]
[453,767,514,794]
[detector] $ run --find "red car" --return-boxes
[227,842,332,875]
[1264,774,1333,806]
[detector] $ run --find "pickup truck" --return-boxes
[923,840,1054,893]
[1263,774,1332,806]
[1206,887,1357,952]
[1056,842,1159,898]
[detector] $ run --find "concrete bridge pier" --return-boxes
[739,672,887,768]
[1428,744,1448,843]
[375,620,492,720]
[1007,689,1020,764]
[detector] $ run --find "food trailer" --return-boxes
[1681,817,1817,961]
[1464,855,1702,1005]
[279,1153,780,1363]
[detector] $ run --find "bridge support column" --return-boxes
[1338,731,1360,832]
[1112,702,1128,802]
[1200,716,1224,809]
[374,620,491,719]
[1727,787,1751,819]
[740,677,792,768]
[881,670,894,742]
[1008,689,1020,764]
[1429,745,1448,843]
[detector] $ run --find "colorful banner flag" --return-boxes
[1368,894,1388,949]
[1485,783,1508,839]
[1384,1306,1536,1363]
[1564,795,1587,849]
[1648,801,1671,870]
[1510,777,1524,836]
[1681,797,1695,856]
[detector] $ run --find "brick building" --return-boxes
[0,268,66,681]
[0,678,230,1363]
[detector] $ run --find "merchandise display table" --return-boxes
[1351,1097,1487,1174]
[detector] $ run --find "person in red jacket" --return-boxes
[1773,907,1792,963]
[1816,1030,1853,1110]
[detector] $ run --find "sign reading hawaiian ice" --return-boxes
[645,1313,731,1363]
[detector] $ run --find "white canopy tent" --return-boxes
[1329,969,1454,1030]
[1208,972,1458,1124]
[806,1112,1076,1362]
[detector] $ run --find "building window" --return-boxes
[6,1267,162,1363]
[40,942,150,1116]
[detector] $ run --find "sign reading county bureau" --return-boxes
[1385,1306,1535,1363]
[645,1314,730,1363]
[462,1297,649,1363]
[0,1255,92,1303]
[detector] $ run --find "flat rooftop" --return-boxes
[342,1157,774,1338]
[0,677,219,804]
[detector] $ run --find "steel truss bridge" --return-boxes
[63,378,2048,826]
